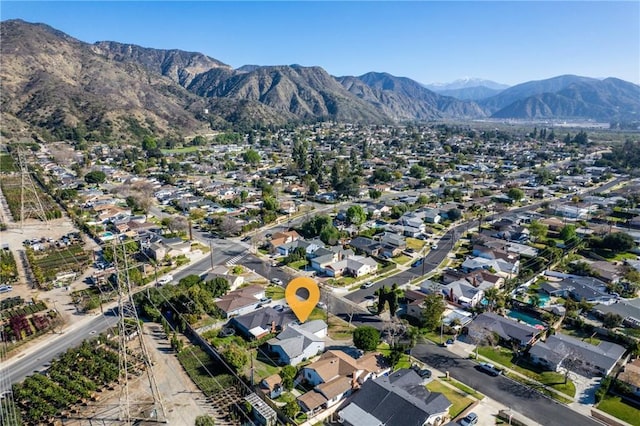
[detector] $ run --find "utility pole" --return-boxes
[209,240,214,271]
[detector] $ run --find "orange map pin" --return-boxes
[285,276,320,323]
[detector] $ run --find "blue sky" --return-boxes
[2,1,639,86]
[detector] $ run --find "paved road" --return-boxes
[411,342,601,426]
[0,312,119,393]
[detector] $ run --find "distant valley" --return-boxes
[1,19,639,142]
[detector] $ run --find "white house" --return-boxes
[267,320,327,366]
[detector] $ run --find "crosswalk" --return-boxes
[225,254,245,266]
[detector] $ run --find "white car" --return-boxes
[271,278,284,286]
[157,275,173,285]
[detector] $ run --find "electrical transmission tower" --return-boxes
[113,240,166,425]
[16,147,49,232]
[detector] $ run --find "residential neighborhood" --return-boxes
[1,122,640,426]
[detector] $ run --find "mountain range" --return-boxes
[1,19,638,142]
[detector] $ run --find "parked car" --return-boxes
[0,285,13,293]
[477,362,501,376]
[259,297,272,304]
[317,302,327,310]
[361,281,374,289]
[460,412,479,426]
[271,277,283,286]
[241,236,252,242]
[431,244,438,250]
[411,258,424,268]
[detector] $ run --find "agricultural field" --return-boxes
[25,243,92,289]
[0,298,53,343]
[11,339,123,425]
[0,249,19,284]
[0,153,18,172]
[0,174,61,221]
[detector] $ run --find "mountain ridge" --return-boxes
[1,19,638,142]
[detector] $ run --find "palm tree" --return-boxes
[483,287,500,312]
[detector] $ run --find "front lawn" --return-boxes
[426,380,474,418]
[266,285,285,300]
[327,314,353,340]
[288,260,308,270]
[478,346,576,397]
[376,343,411,370]
[598,395,640,424]
[406,238,426,251]
[393,255,412,265]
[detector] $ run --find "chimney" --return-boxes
[271,321,277,334]
[449,288,454,301]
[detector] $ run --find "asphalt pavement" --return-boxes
[411,342,601,426]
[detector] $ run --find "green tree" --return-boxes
[319,225,340,246]
[280,365,297,390]
[421,294,445,331]
[409,164,425,179]
[141,135,157,151]
[369,189,382,200]
[559,225,577,242]
[84,170,106,184]
[282,401,299,418]
[346,205,367,227]
[222,343,248,371]
[507,187,525,202]
[195,415,216,426]
[446,208,462,221]
[242,149,261,166]
[528,220,548,242]
[603,312,623,329]
[203,277,230,298]
[601,232,635,253]
[353,326,380,352]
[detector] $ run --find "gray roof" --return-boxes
[594,301,640,323]
[344,369,451,426]
[530,333,626,373]
[267,321,326,359]
[229,307,297,335]
[339,402,384,426]
[470,312,540,345]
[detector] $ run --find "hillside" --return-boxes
[1,19,638,142]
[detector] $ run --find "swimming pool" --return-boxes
[100,231,115,241]
[507,310,546,327]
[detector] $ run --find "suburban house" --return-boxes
[423,208,441,224]
[617,358,640,398]
[348,236,381,256]
[325,255,379,278]
[443,269,504,290]
[260,374,283,399]
[593,301,640,329]
[337,368,452,426]
[467,312,542,347]
[404,290,428,319]
[296,350,390,415]
[379,232,407,249]
[528,333,626,376]
[215,285,266,319]
[229,307,298,339]
[444,279,484,309]
[544,276,618,305]
[202,266,244,291]
[274,238,323,257]
[461,256,519,277]
[587,261,623,283]
[399,214,426,237]
[309,247,354,274]
[267,320,328,366]
[268,230,301,253]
